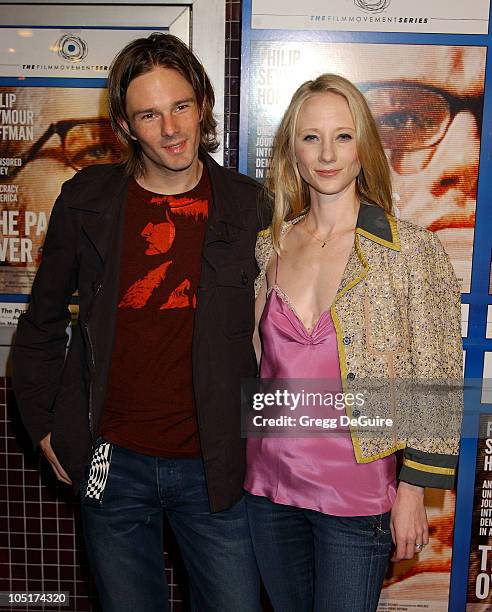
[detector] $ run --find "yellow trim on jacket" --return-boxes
[403,459,456,476]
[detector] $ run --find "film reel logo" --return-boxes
[55,34,88,63]
[354,0,391,12]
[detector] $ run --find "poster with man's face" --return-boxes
[246,42,485,293]
[0,86,122,295]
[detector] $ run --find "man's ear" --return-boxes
[119,119,137,141]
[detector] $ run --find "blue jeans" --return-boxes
[80,441,260,612]
[245,492,392,612]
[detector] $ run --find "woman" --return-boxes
[244,74,463,611]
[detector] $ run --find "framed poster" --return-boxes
[239,1,492,609]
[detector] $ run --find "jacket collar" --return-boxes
[355,202,400,251]
[74,165,129,263]
[201,150,247,230]
[67,164,129,214]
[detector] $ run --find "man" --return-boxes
[13,33,261,612]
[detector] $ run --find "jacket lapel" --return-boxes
[334,203,400,302]
[75,167,129,263]
[334,236,368,302]
[77,156,241,276]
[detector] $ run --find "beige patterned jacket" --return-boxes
[255,203,463,489]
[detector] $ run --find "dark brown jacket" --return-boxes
[12,153,262,512]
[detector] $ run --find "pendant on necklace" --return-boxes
[321,242,326,248]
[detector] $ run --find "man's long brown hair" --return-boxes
[107,32,219,176]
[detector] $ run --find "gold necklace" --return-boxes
[299,220,355,248]
[299,223,337,248]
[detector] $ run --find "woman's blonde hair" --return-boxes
[266,73,393,250]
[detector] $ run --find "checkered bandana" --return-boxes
[84,441,112,501]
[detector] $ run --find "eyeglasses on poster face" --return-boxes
[8,118,122,179]
[360,81,483,174]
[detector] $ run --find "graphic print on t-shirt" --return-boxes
[119,191,209,311]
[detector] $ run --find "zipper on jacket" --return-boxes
[88,381,95,444]
[85,280,102,441]
[84,321,96,368]
[84,321,96,441]
[93,282,102,297]
[84,282,102,444]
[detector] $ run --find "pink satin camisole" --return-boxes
[244,256,397,516]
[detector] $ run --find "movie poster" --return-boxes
[240,0,492,609]
[0,27,167,323]
[0,85,121,296]
[467,414,492,610]
[244,39,485,294]
[379,491,455,611]
[251,0,490,34]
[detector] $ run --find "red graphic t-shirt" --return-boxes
[100,168,211,457]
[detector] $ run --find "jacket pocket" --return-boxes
[363,293,410,353]
[215,260,256,339]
